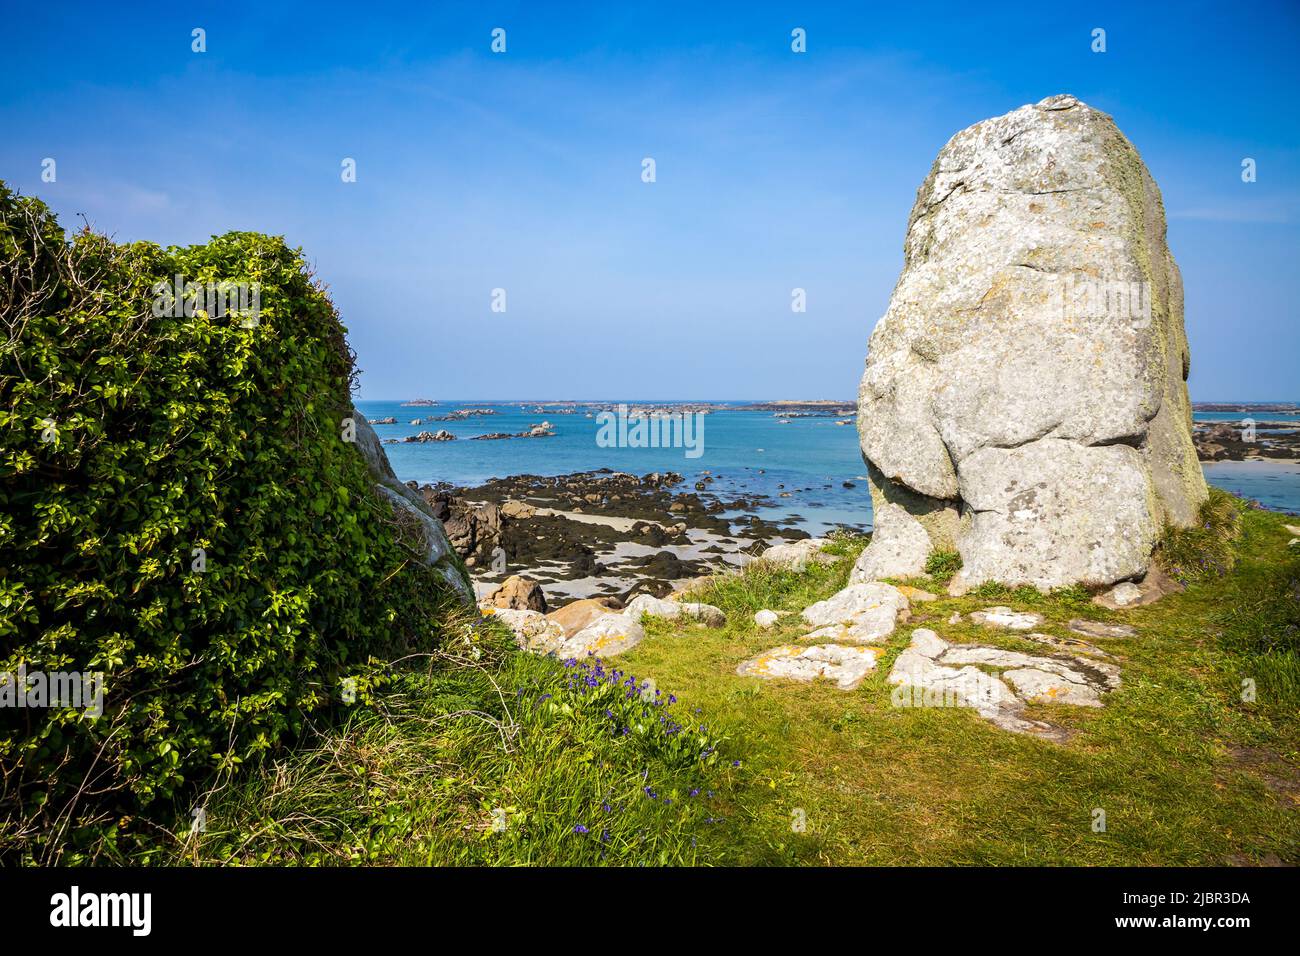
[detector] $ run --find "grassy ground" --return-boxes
[624,498,1298,865]
[154,494,1297,866]
[152,628,741,866]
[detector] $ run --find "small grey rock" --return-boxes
[1068,618,1137,640]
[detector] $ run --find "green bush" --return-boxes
[0,184,458,862]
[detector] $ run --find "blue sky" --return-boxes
[2,1,1296,400]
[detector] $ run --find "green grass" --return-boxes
[618,499,1299,865]
[115,496,1298,866]
[1156,486,1244,584]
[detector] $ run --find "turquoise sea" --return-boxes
[356,400,1300,533]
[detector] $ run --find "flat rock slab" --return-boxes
[1068,618,1137,640]
[969,607,1044,631]
[889,642,1049,736]
[737,644,883,691]
[908,627,949,659]
[800,582,910,644]
[887,627,948,683]
[939,645,1120,692]
[1003,668,1104,707]
[625,593,725,627]
[887,627,1121,741]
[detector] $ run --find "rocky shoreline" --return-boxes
[401,468,821,603]
[367,399,1298,600]
[1193,418,1300,462]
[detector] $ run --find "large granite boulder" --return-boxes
[483,574,548,612]
[483,607,567,655]
[854,95,1207,591]
[560,612,646,658]
[352,409,475,605]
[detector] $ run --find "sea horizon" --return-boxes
[357,398,1300,525]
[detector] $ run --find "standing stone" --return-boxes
[854,95,1207,591]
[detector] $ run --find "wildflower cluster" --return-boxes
[506,655,735,863]
[555,657,723,770]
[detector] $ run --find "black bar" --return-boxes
[1,866,1286,942]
